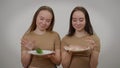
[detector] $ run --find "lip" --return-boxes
[74,25,81,28]
[39,24,46,27]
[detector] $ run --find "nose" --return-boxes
[76,21,80,25]
[42,20,46,25]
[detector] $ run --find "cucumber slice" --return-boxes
[36,48,43,54]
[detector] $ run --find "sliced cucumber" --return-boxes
[36,48,43,54]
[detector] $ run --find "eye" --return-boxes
[46,19,51,23]
[79,19,83,22]
[79,18,84,22]
[72,19,77,22]
[40,18,44,20]
[39,16,44,20]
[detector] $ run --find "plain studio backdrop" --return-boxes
[0,0,120,68]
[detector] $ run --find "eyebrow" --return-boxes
[39,16,44,18]
[39,16,52,20]
[72,18,84,19]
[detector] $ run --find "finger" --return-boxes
[68,51,72,55]
[21,41,25,46]
[21,38,28,45]
[47,55,52,58]
[21,40,27,47]
[21,41,27,46]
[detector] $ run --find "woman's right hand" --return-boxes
[21,38,35,50]
[64,46,73,55]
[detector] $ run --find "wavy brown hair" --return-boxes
[67,6,93,36]
[26,6,55,33]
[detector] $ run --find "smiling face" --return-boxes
[36,10,52,31]
[72,10,86,32]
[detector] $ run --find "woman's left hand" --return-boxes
[85,37,96,49]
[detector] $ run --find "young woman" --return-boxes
[61,6,100,68]
[21,6,61,68]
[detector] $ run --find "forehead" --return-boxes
[72,10,85,18]
[38,10,52,18]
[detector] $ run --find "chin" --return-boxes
[39,29,46,31]
[77,28,84,31]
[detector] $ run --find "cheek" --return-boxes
[81,22,85,26]
[36,21,39,26]
[72,22,76,26]
[46,23,51,27]
[83,22,86,27]
[36,17,40,22]
[36,19,40,24]
[36,21,40,26]
[82,20,86,25]
[80,21,86,26]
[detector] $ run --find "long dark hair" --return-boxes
[26,6,55,33]
[67,6,93,36]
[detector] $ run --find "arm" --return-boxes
[90,51,99,68]
[21,48,32,68]
[61,40,72,68]
[90,35,100,68]
[61,49,72,68]
[21,37,34,68]
[49,33,61,65]
[49,49,61,65]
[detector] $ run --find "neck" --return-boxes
[74,30,88,38]
[34,29,46,35]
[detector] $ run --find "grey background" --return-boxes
[0,0,120,68]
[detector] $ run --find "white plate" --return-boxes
[28,50,54,56]
[64,46,90,52]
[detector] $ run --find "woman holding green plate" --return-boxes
[21,6,61,68]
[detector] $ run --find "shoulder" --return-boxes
[21,33,30,40]
[62,35,71,41]
[48,31,59,36]
[22,32,30,38]
[48,31,60,38]
[21,32,33,39]
[91,34,100,42]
